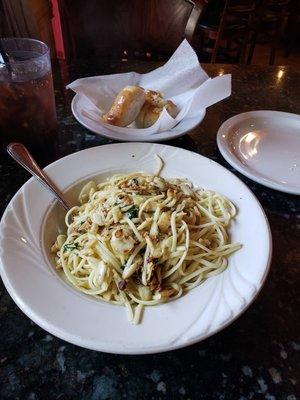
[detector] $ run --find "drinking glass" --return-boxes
[0,38,57,160]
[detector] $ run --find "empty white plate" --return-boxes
[217,111,300,195]
[71,93,206,142]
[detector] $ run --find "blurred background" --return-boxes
[0,0,299,66]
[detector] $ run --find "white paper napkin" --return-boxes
[67,40,231,135]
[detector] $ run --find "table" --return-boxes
[0,61,299,400]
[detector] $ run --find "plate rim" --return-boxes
[71,93,206,142]
[0,142,273,354]
[217,110,300,195]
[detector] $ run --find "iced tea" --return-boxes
[0,38,57,160]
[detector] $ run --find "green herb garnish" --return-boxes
[126,205,139,219]
[63,243,81,252]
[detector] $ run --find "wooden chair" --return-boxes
[55,0,207,61]
[247,0,291,65]
[0,0,56,57]
[284,0,300,58]
[198,0,256,63]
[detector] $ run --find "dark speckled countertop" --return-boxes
[0,60,299,400]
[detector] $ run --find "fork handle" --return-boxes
[7,142,71,211]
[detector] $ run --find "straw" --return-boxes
[0,40,13,76]
[0,40,9,64]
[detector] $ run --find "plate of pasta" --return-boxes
[0,143,272,354]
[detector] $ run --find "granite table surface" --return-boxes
[0,60,299,400]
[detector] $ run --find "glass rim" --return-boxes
[0,37,50,65]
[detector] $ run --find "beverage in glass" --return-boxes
[0,38,57,161]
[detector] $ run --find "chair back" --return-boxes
[198,0,256,63]
[57,0,206,61]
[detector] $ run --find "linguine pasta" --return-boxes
[51,161,241,324]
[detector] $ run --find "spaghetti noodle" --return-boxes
[51,163,241,324]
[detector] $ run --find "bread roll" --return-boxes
[136,103,161,129]
[144,90,165,108]
[136,91,179,128]
[164,100,179,119]
[102,86,146,127]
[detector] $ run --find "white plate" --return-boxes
[71,93,206,142]
[217,111,300,195]
[0,143,272,354]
